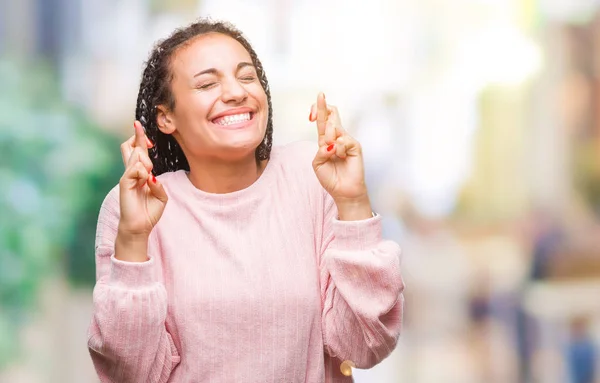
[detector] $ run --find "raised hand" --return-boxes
[309,93,373,221]
[116,121,168,261]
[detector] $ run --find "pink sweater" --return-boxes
[88,141,404,383]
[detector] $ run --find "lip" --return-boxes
[210,107,255,122]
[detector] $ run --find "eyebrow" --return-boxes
[193,62,255,77]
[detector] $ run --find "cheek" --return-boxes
[172,97,215,141]
[195,94,218,118]
[179,91,217,120]
[253,88,268,115]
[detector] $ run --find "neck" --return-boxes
[186,153,267,194]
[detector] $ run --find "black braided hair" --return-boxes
[135,19,274,176]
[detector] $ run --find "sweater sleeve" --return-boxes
[87,187,180,383]
[319,190,405,371]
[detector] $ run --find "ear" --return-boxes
[156,105,176,134]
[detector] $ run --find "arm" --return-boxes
[319,191,404,369]
[89,122,178,382]
[307,92,404,370]
[88,188,180,383]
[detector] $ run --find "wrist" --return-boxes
[334,196,373,221]
[115,228,150,262]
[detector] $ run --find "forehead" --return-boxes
[171,33,253,76]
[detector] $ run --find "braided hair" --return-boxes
[135,19,274,176]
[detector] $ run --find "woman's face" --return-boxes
[159,33,268,162]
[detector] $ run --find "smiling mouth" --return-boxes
[212,112,254,126]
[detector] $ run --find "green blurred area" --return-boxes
[0,57,122,368]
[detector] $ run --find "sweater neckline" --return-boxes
[174,148,278,203]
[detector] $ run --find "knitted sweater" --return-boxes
[88,140,404,383]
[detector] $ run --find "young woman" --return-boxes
[88,19,404,383]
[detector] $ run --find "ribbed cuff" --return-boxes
[110,255,158,289]
[330,213,383,251]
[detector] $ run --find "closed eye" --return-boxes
[197,82,217,90]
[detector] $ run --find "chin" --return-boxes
[207,115,268,159]
[219,136,264,159]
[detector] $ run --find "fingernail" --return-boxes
[152,175,157,183]
[146,137,154,148]
[309,111,312,121]
[327,144,334,152]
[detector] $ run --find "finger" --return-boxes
[126,147,154,174]
[126,132,153,150]
[123,162,149,189]
[120,133,154,167]
[134,120,148,154]
[120,135,136,166]
[322,104,339,145]
[136,173,148,188]
[309,103,318,122]
[146,174,169,203]
[139,150,154,173]
[327,106,346,137]
[335,136,347,159]
[312,142,336,170]
[316,92,328,139]
[324,120,336,146]
[341,134,362,157]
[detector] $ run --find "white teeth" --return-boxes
[215,112,251,126]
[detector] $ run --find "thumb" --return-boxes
[312,143,336,170]
[146,174,168,203]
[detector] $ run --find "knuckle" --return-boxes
[123,168,134,178]
[131,148,144,159]
[141,152,153,166]
[135,162,146,172]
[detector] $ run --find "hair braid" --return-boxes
[134,19,273,176]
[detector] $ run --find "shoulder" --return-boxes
[99,184,120,218]
[269,140,325,198]
[271,140,318,172]
[155,170,182,198]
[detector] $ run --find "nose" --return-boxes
[220,76,248,104]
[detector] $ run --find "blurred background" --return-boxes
[1,0,600,382]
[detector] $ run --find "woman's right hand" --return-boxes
[117,121,168,241]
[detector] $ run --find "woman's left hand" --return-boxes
[310,92,373,220]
